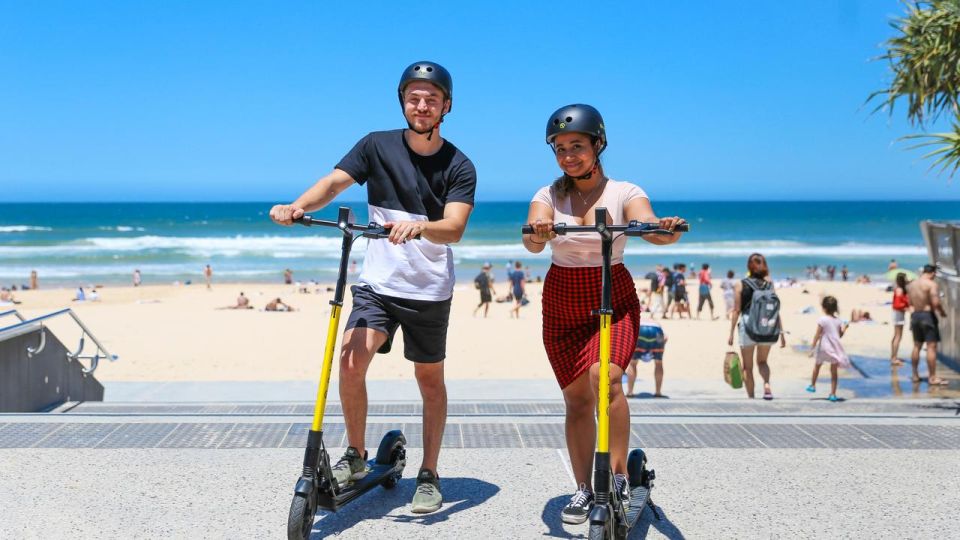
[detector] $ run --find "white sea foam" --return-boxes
[98,226,147,232]
[0,226,52,233]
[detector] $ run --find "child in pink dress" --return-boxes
[806,296,850,402]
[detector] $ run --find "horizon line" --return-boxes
[2,198,959,204]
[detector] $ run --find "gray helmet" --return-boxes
[398,61,453,112]
[545,104,606,154]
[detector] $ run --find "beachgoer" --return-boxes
[670,264,689,319]
[73,287,86,302]
[133,269,142,287]
[264,297,295,312]
[806,295,850,402]
[508,260,526,318]
[268,61,475,513]
[888,259,898,271]
[727,253,786,399]
[472,262,495,317]
[850,309,872,322]
[841,265,849,281]
[627,318,667,397]
[890,272,910,367]
[349,259,358,274]
[219,292,253,310]
[906,264,949,385]
[88,289,100,302]
[855,274,871,284]
[642,268,658,313]
[523,103,686,524]
[204,264,213,290]
[721,270,736,320]
[696,263,717,320]
[0,288,20,305]
[29,270,38,290]
[283,268,293,285]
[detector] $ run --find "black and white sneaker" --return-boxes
[614,474,630,505]
[561,483,594,524]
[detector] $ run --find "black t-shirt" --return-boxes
[645,272,658,291]
[336,129,476,221]
[333,129,477,301]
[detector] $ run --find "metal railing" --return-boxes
[0,308,118,374]
[0,309,26,323]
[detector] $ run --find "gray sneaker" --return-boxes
[411,469,442,514]
[331,447,368,487]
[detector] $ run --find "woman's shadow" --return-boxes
[541,495,685,539]
[309,476,499,538]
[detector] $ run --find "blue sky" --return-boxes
[1,1,958,202]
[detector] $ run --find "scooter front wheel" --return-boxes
[588,521,609,540]
[287,492,317,540]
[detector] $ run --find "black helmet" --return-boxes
[545,104,606,154]
[398,61,453,112]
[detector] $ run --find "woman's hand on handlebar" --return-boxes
[270,204,305,226]
[529,218,557,242]
[384,220,426,244]
[658,216,687,233]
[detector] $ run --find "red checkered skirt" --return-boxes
[542,263,640,389]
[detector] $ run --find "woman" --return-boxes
[890,272,910,366]
[727,253,786,399]
[721,270,736,319]
[523,104,685,524]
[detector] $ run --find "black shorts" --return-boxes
[910,311,941,344]
[345,285,452,363]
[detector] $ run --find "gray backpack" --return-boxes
[743,278,781,342]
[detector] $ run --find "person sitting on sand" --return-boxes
[73,287,86,302]
[219,292,254,310]
[855,274,871,284]
[850,309,872,323]
[264,297,295,312]
[0,287,20,305]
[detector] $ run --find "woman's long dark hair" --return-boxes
[747,253,769,279]
[896,272,908,291]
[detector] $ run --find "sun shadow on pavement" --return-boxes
[309,477,499,537]
[540,496,686,539]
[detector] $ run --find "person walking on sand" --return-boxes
[696,263,717,320]
[269,61,475,514]
[728,253,786,399]
[508,260,526,318]
[283,268,293,285]
[721,270,736,320]
[890,272,910,367]
[523,103,685,524]
[907,265,949,385]
[806,296,850,402]
[133,269,142,287]
[29,270,38,291]
[626,318,667,397]
[204,264,213,290]
[473,262,496,317]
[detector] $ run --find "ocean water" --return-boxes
[0,201,953,287]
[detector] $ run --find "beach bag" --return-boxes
[743,279,780,343]
[723,351,743,389]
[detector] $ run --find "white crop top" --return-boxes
[531,179,649,267]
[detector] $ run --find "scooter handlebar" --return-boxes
[293,214,420,240]
[521,221,690,236]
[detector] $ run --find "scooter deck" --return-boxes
[624,485,653,526]
[320,460,404,511]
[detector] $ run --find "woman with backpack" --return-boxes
[727,253,786,399]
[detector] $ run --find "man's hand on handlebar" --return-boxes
[384,220,426,244]
[269,204,305,226]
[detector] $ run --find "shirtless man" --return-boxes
[906,264,949,385]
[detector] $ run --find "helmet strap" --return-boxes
[567,160,599,181]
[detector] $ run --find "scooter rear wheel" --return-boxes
[287,492,317,540]
[588,521,609,540]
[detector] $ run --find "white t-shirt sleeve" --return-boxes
[623,183,648,204]
[532,185,554,208]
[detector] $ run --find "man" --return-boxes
[269,61,475,514]
[473,262,495,318]
[906,264,949,385]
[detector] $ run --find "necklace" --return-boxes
[574,177,606,205]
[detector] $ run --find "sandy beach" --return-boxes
[5,278,909,388]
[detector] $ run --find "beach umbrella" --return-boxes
[884,268,918,282]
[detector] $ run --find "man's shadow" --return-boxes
[310,477,499,537]
[540,495,685,539]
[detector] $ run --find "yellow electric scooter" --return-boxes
[524,207,688,539]
[285,207,407,540]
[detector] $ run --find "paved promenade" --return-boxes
[1,385,958,539]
